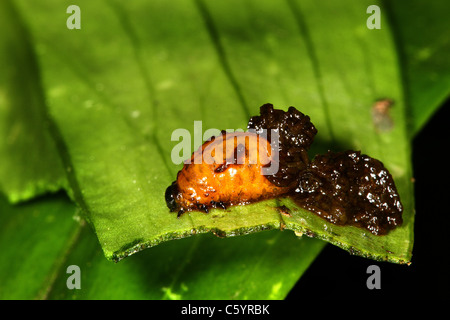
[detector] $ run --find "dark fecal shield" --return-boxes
[292,150,403,235]
[247,103,317,188]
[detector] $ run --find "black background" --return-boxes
[287,99,450,300]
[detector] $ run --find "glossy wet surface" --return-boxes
[292,150,403,235]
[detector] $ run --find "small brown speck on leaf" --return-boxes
[372,98,394,133]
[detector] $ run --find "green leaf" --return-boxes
[0,0,66,203]
[0,193,80,299]
[0,193,323,299]
[384,0,450,135]
[50,225,324,300]
[10,0,414,263]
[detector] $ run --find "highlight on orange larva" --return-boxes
[165,130,288,217]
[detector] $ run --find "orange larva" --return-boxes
[165,130,290,217]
